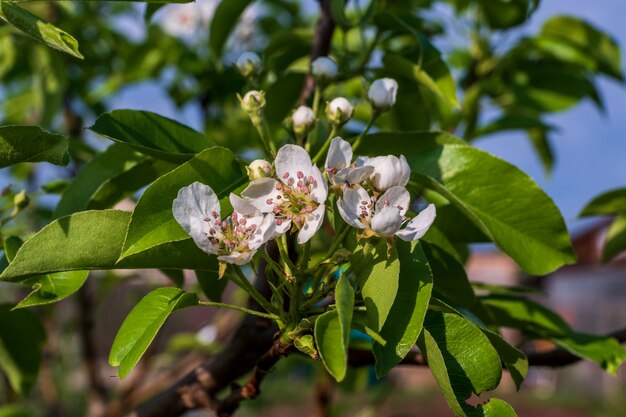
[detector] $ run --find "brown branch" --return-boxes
[299,0,338,104]
[126,244,280,417]
[214,338,295,417]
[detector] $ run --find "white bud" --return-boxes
[368,78,398,112]
[326,97,353,126]
[246,159,273,180]
[311,56,338,82]
[236,52,262,77]
[240,90,266,114]
[292,106,315,137]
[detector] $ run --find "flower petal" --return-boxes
[370,206,404,238]
[247,213,276,250]
[230,193,261,217]
[337,185,369,229]
[376,186,410,216]
[325,137,352,171]
[275,144,315,186]
[396,204,437,241]
[273,218,292,237]
[366,155,410,191]
[172,182,220,254]
[218,251,254,265]
[334,165,375,186]
[309,165,328,204]
[241,178,282,213]
[298,204,325,244]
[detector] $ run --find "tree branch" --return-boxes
[299,0,337,104]
[126,245,279,417]
[214,338,295,417]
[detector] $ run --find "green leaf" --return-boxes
[0,125,69,168]
[580,188,626,216]
[55,144,145,218]
[195,267,227,302]
[360,132,575,275]
[603,215,626,262]
[109,288,198,378]
[120,147,246,259]
[0,304,46,394]
[0,1,82,59]
[316,274,353,382]
[0,210,217,282]
[209,0,253,58]
[315,310,347,381]
[472,114,555,139]
[87,159,177,211]
[335,274,354,347]
[352,240,400,333]
[527,128,555,174]
[418,311,505,417]
[504,62,602,113]
[265,72,307,125]
[15,271,89,309]
[481,295,626,374]
[3,236,22,262]
[422,242,476,308]
[477,0,534,29]
[89,110,215,163]
[483,331,528,391]
[538,15,623,81]
[383,53,459,109]
[373,241,433,376]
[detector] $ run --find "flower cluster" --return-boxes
[326,137,436,242]
[172,54,435,265]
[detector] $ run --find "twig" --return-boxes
[299,0,338,104]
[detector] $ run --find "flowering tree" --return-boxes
[0,1,625,416]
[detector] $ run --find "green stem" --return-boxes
[312,85,322,118]
[351,113,378,153]
[230,266,278,315]
[277,234,296,272]
[307,225,351,274]
[252,115,276,158]
[298,241,311,270]
[312,125,338,164]
[198,301,278,320]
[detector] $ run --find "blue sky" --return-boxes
[109,0,626,231]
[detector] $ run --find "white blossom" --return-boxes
[356,154,410,192]
[368,78,398,112]
[311,57,338,81]
[292,106,315,137]
[242,145,328,244]
[326,98,353,126]
[236,52,262,77]
[337,185,436,241]
[324,137,373,187]
[173,182,275,265]
[160,4,201,38]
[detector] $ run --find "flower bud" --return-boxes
[326,97,353,126]
[240,90,266,115]
[246,159,272,180]
[236,52,262,78]
[291,106,315,138]
[311,56,338,82]
[11,189,29,216]
[368,78,398,112]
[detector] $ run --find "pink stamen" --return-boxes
[283,172,290,179]
[297,171,304,179]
